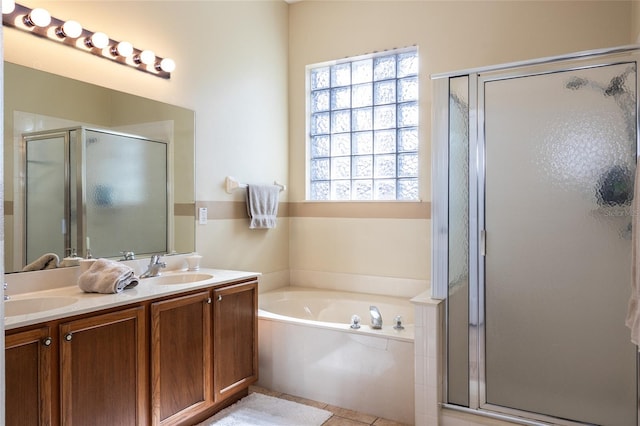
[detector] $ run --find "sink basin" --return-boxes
[146,273,214,285]
[5,296,78,317]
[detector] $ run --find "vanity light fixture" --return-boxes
[157,58,176,73]
[111,41,134,58]
[55,20,83,39]
[23,7,49,27]
[85,31,109,49]
[135,49,156,65]
[3,2,175,79]
[2,0,15,14]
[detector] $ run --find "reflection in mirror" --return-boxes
[23,127,169,268]
[5,62,196,273]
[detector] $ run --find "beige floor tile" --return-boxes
[373,418,408,426]
[325,405,377,424]
[280,393,329,409]
[323,416,371,426]
[253,386,398,426]
[248,385,283,398]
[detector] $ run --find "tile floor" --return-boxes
[249,385,409,426]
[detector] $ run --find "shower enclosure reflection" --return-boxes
[4,62,196,274]
[22,127,168,270]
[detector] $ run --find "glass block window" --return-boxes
[308,48,419,201]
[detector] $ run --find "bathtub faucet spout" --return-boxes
[370,305,382,329]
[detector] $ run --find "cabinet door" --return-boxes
[213,281,258,401]
[60,307,147,426]
[5,327,53,426]
[151,291,213,426]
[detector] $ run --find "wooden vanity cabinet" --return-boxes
[150,280,259,425]
[213,280,258,401]
[5,326,53,426]
[59,306,147,426]
[150,291,213,426]
[4,277,258,426]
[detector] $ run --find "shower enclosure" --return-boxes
[21,127,168,267]
[432,47,639,425]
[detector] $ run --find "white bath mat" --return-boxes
[197,392,333,426]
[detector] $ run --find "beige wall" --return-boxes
[288,1,632,292]
[3,1,290,278]
[633,1,640,42]
[2,1,635,295]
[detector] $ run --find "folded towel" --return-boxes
[246,184,280,229]
[78,258,139,294]
[22,253,59,271]
[627,165,640,348]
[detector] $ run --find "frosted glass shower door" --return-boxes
[24,133,68,264]
[483,62,637,425]
[84,129,168,259]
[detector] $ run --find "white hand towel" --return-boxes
[22,253,59,271]
[626,166,640,348]
[78,258,139,294]
[246,184,280,229]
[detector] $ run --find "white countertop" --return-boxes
[5,268,260,330]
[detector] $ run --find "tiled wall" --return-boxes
[290,269,428,298]
[413,292,443,425]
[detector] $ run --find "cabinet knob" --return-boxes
[217,295,222,302]
[206,297,212,304]
[42,337,53,346]
[64,333,73,342]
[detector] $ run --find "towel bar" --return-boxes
[225,176,286,194]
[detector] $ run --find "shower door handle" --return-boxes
[480,229,486,256]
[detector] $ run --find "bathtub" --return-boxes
[257,286,415,424]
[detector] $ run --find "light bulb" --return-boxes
[111,41,134,57]
[137,50,155,65]
[86,32,109,49]
[157,58,176,73]
[2,0,15,14]
[56,20,83,38]
[24,8,51,27]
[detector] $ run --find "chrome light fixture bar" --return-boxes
[2,1,176,79]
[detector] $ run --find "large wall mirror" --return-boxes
[4,62,196,273]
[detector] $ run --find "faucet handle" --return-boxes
[393,315,405,330]
[350,314,361,329]
[121,251,135,260]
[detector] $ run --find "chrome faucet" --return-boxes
[370,305,382,329]
[140,254,167,278]
[3,282,9,301]
[121,251,136,261]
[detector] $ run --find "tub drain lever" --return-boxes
[350,314,361,329]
